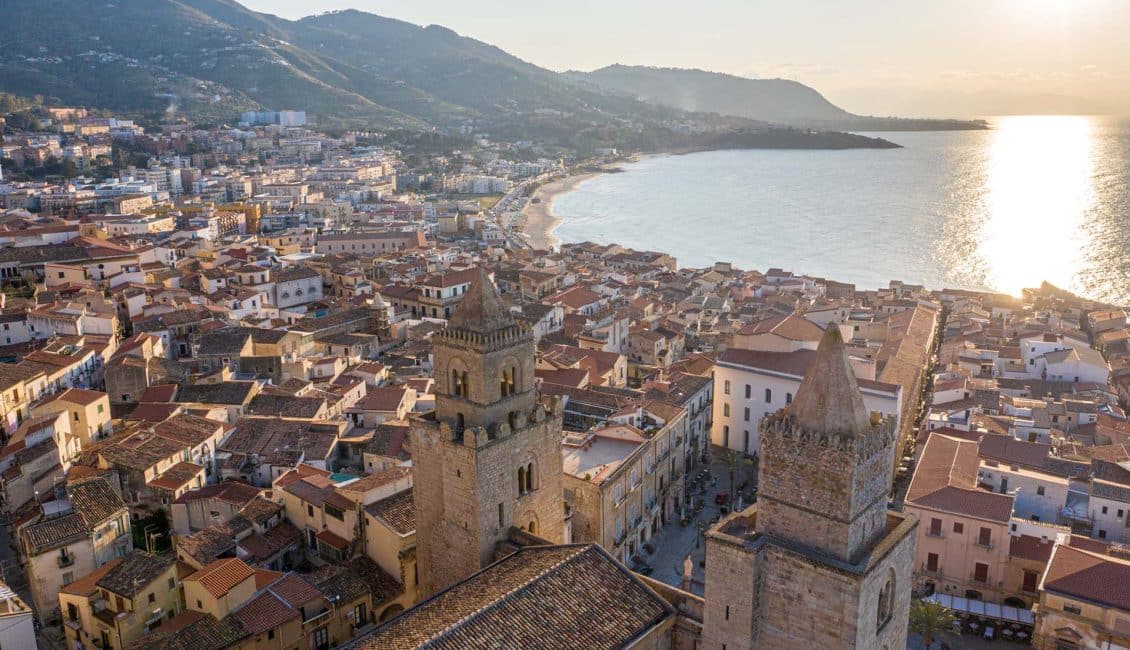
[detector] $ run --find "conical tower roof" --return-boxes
[787,326,872,436]
[447,266,515,334]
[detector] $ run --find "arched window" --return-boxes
[517,467,526,495]
[876,570,895,631]
[461,372,469,398]
[508,366,517,394]
[528,520,537,535]
[455,412,465,434]
[500,369,510,397]
[526,462,534,492]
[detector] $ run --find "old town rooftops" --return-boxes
[348,544,673,649]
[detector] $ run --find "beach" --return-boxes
[518,172,602,250]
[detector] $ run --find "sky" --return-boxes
[243,0,1130,117]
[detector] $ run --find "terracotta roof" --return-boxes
[1009,534,1056,563]
[365,488,415,535]
[738,314,823,341]
[231,591,298,635]
[349,544,673,649]
[1043,543,1130,611]
[906,432,1014,523]
[67,475,126,527]
[185,558,256,598]
[97,551,174,598]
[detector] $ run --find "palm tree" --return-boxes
[908,599,957,649]
[721,448,755,508]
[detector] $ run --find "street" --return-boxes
[645,451,758,596]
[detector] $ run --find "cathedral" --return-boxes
[702,326,917,649]
[396,271,914,648]
[411,267,567,597]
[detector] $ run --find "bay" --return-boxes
[553,116,1130,305]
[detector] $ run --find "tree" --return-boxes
[908,599,957,649]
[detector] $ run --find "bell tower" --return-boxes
[412,267,565,597]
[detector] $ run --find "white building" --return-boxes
[711,347,902,455]
[0,582,35,650]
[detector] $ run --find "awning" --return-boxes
[922,594,1035,625]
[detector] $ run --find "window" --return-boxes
[518,467,526,495]
[62,571,74,586]
[148,593,156,603]
[876,571,895,631]
[723,380,730,396]
[764,388,772,403]
[723,403,730,417]
[725,605,730,620]
[973,562,989,583]
[744,384,751,399]
[928,518,942,537]
[307,505,314,517]
[786,392,793,404]
[926,553,939,572]
[498,503,505,527]
[743,407,750,422]
[953,522,963,534]
[744,430,750,453]
[1099,530,1107,538]
[1063,604,1082,615]
[722,426,730,447]
[1120,509,1125,518]
[1022,570,1039,593]
[977,527,992,547]
[1103,506,1109,515]
[267,629,275,640]
[1037,485,1045,496]
[197,600,203,609]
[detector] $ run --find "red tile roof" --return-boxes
[1043,543,1130,611]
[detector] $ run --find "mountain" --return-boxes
[0,0,907,150]
[570,65,985,131]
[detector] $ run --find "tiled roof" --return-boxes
[246,394,325,418]
[177,382,256,406]
[230,591,298,635]
[127,610,244,650]
[97,551,174,598]
[907,432,1014,523]
[349,544,673,649]
[185,558,255,598]
[21,513,87,553]
[365,488,415,535]
[67,476,126,527]
[1043,543,1130,611]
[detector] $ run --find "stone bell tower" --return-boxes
[702,327,918,649]
[412,267,565,597]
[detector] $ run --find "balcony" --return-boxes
[58,553,75,568]
[920,563,944,577]
[975,540,995,550]
[925,530,945,539]
[969,575,990,585]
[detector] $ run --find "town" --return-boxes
[0,105,1128,650]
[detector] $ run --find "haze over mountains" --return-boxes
[0,0,979,136]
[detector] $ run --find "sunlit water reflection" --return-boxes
[554,116,1130,304]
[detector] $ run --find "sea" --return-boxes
[552,115,1130,305]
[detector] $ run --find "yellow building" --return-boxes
[33,387,112,446]
[59,551,180,650]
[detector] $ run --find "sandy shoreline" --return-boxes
[518,172,601,250]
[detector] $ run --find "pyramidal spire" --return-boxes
[448,266,514,333]
[788,326,872,436]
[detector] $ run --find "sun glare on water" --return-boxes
[976,115,1097,297]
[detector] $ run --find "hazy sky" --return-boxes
[243,0,1130,117]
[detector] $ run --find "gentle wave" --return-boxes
[554,116,1130,304]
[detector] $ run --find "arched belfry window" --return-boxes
[461,371,469,398]
[517,467,526,496]
[526,462,535,492]
[452,369,461,396]
[500,367,517,397]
